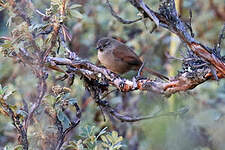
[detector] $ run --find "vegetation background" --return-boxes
[0,0,225,150]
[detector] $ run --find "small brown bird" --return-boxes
[96,37,169,80]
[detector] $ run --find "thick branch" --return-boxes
[47,56,219,96]
[127,0,225,77]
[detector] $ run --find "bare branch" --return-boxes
[126,0,225,77]
[25,78,47,130]
[0,96,28,150]
[106,0,142,24]
[215,23,225,57]
[56,103,81,150]
[47,53,221,96]
[96,99,188,122]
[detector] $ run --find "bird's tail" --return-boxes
[143,67,169,80]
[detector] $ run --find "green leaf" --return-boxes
[112,143,123,150]
[80,125,97,138]
[6,16,13,27]
[9,104,17,112]
[62,93,70,100]
[96,127,107,139]
[0,6,4,12]
[101,142,110,148]
[63,145,76,150]
[106,134,113,143]
[68,141,77,146]
[115,136,123,143]
[14,145,23,150]
[51,0,60,5]
[3,89,15,100]
[70,4,82,9]
[2,86,8,94]
[89,126,96,136]
[101,135,108,143]
[57,110,71,130]
[0,84,3,95]
[71,10,83,19]
[112,131,118,139]
[16,110,28,118]
[0,41,12,48]
[68,98,77,105]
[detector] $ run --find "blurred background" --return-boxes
[0,0,225,149]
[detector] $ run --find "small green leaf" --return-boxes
[57,110,71,130]
[101,142,110,148]
[0,6,5,12]
[14,145,23,150]
[51,0,60,5]
[0,84,3,95]
[16,110,28,118]
[101,135,108,143]
[63,145,76,150]
[0,41,12,48]
[106,134,113,143]
[112,131,118,139]
[68,98,77,105]
[71,10,83,19]
[6,16,13,27]
[89,126,96,136]
[70,4,82,9]
[90,135,95,143]
[9,104,17,112]
[69,141,77,146]
[113,143,123,149]
[2,86,8,94]
[117,136,123,142]
[62,93,70,100]
[96,127,107,139]
[3,89,15,100]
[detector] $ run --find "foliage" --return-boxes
[64,125,124,150]
[0,0,224,150]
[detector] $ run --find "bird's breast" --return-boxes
[98,50,131,74]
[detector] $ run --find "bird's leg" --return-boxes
[133,63,147,90]
[136,62,147,80]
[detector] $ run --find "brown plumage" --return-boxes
[96,37,168,80]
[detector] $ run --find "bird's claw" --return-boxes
[132,76,147,90]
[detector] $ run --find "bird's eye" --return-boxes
[103,41,110,47]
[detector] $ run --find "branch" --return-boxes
[0,96,28,150]
[56,103,81,150]
[47,53,221,96]
[127,0,225,77]
[106,0,142,24]
[82,75,189,122]
[215,23,225,57]
[96,99,188,122]
[25,78,47,130]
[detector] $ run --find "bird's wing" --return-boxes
[113,44,142,66]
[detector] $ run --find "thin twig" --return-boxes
[56,103,81,150]
[215,23,225,57]
[106,0,142,24]
[96,99,188,122]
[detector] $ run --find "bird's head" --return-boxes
[96,37,114,52]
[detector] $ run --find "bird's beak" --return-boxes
[96,45,101,50]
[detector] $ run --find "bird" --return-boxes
[96,37,169,80]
